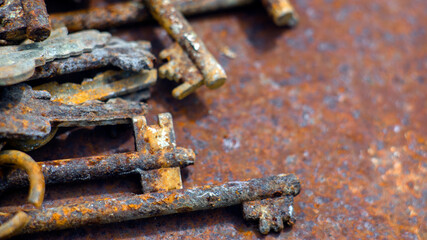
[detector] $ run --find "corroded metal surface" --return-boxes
[159,42,204,99]
[0,0,27,45]
[30,37,156,81]
[0,174,300,235]
[0,84,147,141]
[243,195,295,234]
[0,150,44,238]
[49,0,255,32]
[0,113,195,192]
[0,28,111,86]
[21,0,51,42]
[34,69,157,105]
[145,0,227,90]
[1,0,426,239]
[261,0,298,26]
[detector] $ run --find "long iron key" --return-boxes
[0,113,195,193]
[0,174,301,236]
[0,84,147,151]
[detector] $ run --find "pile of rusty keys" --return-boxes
[0,0,302,238]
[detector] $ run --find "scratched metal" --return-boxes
[1,0,426,239]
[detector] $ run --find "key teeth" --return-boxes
[158,43,204,99]
[243,196,295,234]
[132,112,177,152]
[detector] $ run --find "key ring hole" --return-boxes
[0,150,45,238]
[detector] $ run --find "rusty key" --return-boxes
[145,0,227,90]
[0,27,111,86]
[50,0,299,32]
[28,30,156,81]
[33,69,157,105]
[0,150,45,239]
[0,113,195,193]
[158,42,203,99]
[0,84,147,151]
[0,174,300,236]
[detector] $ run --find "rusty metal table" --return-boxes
[1,0,426,239]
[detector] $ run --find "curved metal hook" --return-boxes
[0,150,45,239]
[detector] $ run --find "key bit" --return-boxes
[159,42,203,99]
[0,174,300,235]
[144,0,227,90]
[0,28,111,86]
[29,35,156,81]
[243,195,295,234]
[0,113,195,193]
[34,69,157,105]
[0,84,147,150]
[133,113,187,192]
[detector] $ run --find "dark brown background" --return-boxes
[2,0,427,239]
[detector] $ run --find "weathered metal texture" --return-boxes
[49,0,253,32]
[33,69,157,105]
[21,0,51,42]
[133,113,186,193]
[0,113,195,192]
[0,148,194,192]
[145,0,227,90]
[0,28,111,86]
[0,84,147,141]
[243,195,295,234]
[0,150,44,238]
[261,0,298,27]
[1,0,426,239]
[0,0,27,45]
[0,150,44,208]
[29,36,156,81]
[159,42,204,99]
[0,0,51,44]
[0,174,300,235]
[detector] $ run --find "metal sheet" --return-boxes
[1,0,426,239]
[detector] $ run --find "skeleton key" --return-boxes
[0,84,147,151]
[34,69,157,105]
[0,28,111,86]
[29,32,156,81]
[145,0,227,92]
[0,113,195,193]
[0,174,300,236]
[49,0,298,32]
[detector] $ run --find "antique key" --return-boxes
[34,69,157,105]
[50,0,298,32]
[0,113,195,193]
[0,27,155,86]
[29,31,156,81]
[0,84,147,151]
[0,174,300,236]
